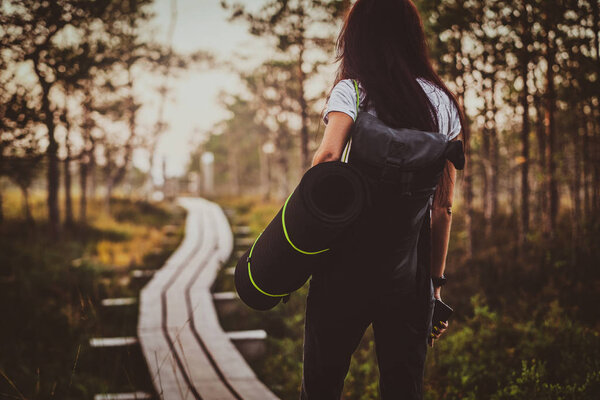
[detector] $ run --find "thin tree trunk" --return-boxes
[490,78,499,218]
[63,95,74,227]
[582,110,591,217]
[590,105,600,213]
[459,76,473,258]
[36,77,60,235]
[298,45,310,173]
[545,50,558,237]
[259,143,270,201]
[534,94,547,227]
[105,180,113,215]
[230,148,241,196]
[89,152,97,200]
[519,62,530,247]
[519,6,531,248]
[32,58,60,235]
[79,159,88,223]
[275,127,290,201]
[108,73,137,197]
[482,97,491,237]
[571,112,582,242]
[64,157,73,226]
[21,185,34,225]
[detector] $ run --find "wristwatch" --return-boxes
[431,274,447,288]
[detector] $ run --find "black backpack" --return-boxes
[332,79,465,323]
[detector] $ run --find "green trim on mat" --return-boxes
[247,231,289,297]
[282,192,330,255]
[353,79,360,112]
[341,139,350,161]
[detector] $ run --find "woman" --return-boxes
[303,0,467,399]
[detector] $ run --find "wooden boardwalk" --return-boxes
[138,197,279,400]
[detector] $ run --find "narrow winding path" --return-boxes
[138,197,279,400]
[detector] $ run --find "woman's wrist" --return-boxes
[434,286,442,299]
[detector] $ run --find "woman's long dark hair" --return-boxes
[330,0,468,201]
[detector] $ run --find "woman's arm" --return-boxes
[428,157,457,347]
[430,159,457,300]
[311,111,354,167]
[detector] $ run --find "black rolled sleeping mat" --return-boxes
[234,160,370,310]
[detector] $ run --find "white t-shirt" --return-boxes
[323,78,462,141]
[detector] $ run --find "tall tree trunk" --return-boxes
[481,95,491,237]
[593,0,600,94]
[298,45,310,173]
[63,95,74,227]
[33,58,60,235]
[0,189,3,224]
[229,147,241,196]
[79,159,88,223]
[89,152,97,200]
[20,185,34,225]
[545,47,558,237]
[533,94,547,227]
[105,180,113,215]
[591,0,600,215]
[582,108,591,217]
[519,6,531,248]
[570,112,582,244]
[459,76,473,258]
[489,75,499,218]
[275,129,290,201]
[519,61,530,247]
[64,157,73,226]
[107,74,137,203]
[590,105,600,213]
[259,143,271,201]
[40,83,60,235]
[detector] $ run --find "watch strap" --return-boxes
[432,275,447,287]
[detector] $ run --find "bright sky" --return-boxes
[138,0,272,179]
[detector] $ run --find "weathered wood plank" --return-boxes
[89,337,138,348]
[94,392,153,400]
[101,297,137,307]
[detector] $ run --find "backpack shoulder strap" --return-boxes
[353,79,360,115]
[341,79,360,163]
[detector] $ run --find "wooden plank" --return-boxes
[212,292,237,300]
[90,337,138,348]
[94,392,152,400]
[224,267,235,276]
[234,237,255,247]
[131,269,155,278]
[232,225,251,235]
[101,297,137,307]
[226,330,267,341]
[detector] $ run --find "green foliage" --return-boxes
[0,198,184,399]
[215,195,600,399]
[492,360,600,400]
[426,296,600,400]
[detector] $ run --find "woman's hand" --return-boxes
[429,288,449,347]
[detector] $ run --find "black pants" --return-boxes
[299,260,434,400]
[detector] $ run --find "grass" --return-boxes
[0,189,185,400]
